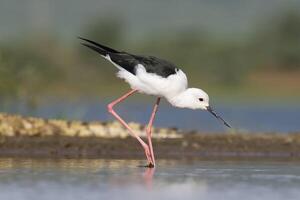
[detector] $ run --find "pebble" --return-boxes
[0,113,182,139]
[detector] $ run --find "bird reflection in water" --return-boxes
[143,167,155,189]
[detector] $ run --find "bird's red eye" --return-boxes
[199,98,204,102]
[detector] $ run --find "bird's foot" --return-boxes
[144,162,155,168]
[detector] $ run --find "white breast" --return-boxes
[116,64,188,98]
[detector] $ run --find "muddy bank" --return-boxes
[0,113,300,159]
[1,134,300,159]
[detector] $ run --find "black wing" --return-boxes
[131,55,178,78]
[79,37,120,53]
[79,37,178,77]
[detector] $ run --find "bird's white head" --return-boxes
[169,88,209,110]
[169,88,231,128]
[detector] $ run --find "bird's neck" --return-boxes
[167,89,193,109]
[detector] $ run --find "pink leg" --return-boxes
[146,97,161,167]
[107,89,153,166]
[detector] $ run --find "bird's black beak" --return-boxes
[206,106,231,128]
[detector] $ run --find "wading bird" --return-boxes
[79,37,231,168]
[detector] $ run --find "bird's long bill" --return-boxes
[206,106,231,128]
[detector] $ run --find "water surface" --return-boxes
[0,158,300,200]
[2,100,300,133]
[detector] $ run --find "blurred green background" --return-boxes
[0,0,300,106]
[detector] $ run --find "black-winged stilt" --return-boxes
[79,37,231,168]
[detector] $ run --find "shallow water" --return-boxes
[3,100,300,133]
[0,158,300,200]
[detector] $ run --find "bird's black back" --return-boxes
[131,55,178,78]
[80,37,178,78]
